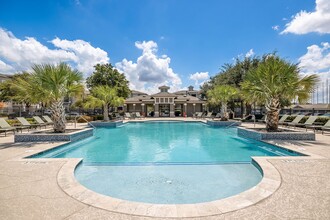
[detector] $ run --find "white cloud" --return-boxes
[245,49,255,58]
[189,72,209,86]
[299,42,330,103]
[299,42,330,73]
[115,40,182,94]
[51,38,109,75]
[0,60,14,73]
[282,0,330,34]
[272,25,280,31]
[0,28,109,76]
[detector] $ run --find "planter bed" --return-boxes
[237,127,315,141]
[14,128,93,143]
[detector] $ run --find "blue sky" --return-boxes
[0,0,329,93]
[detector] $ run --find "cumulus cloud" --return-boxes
[0,28,109,76]
[245,49,255,58]
[272,25,280,31]
[298,42,330,103]
[189,72,209,86]
[299,42,330,73]
[0,60,14,73]
[115,40,182,94]
[282,0,330,34]
[51,38,109,74]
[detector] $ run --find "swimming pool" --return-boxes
[32,121,302,204]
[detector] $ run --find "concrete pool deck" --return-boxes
[0,119,329,219]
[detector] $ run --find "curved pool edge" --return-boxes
[57,157,281,218]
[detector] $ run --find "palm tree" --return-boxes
[207,85,238,120]
[84,85,124,121]
[12,63,84,133]
[241,55,318,132]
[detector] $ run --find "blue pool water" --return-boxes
[33,122,301,204]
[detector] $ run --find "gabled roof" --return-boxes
[292,104,330,109]
[151,92,177,97]
[131,90,148,95]
[125,95,152,103]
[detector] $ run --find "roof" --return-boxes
[158,85,170,89]
[175,95,205,103]
[125,95,152,103]
[151,92,177,97]
[288,104,330,110]
[131,90,148,95]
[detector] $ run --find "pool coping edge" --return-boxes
[56,157,282,218]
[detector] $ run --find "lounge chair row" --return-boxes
[193,112,220,119]
[279,114,330,134]
[0,116,54,136]
[124,112,145,119]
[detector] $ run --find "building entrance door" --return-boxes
[159,104,170,117]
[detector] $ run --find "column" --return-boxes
[170,103,175,117]
[154,104,159,117]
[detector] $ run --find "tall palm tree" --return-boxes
[241,55,318,132]
[207,85,238,120]
[12,63,84,133]
[84,85,124,121]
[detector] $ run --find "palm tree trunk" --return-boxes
[265,98,280,132]
[221,102,228,120]
[51,100,66,133]
[103,104,109,121]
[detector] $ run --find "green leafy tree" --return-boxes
[0,72,32,109]
[241,55,318,132]
[84,85,124,121]
[86,63,130,98]
[12,63,84,133]
[207,85,238,120]
[201,57,260,115]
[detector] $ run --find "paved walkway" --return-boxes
[0,120,329,219]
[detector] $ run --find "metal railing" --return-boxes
[74,115,97,136]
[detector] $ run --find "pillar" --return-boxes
[170,104,175,117]
[154,104,159,117]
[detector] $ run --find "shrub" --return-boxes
[6,119,18,126]
[93,114,104,121]
[315,117,329,125]
[77,115,93,123]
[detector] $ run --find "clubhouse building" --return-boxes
[124,85,206,117]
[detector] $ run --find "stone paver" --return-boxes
[0,120,329,219]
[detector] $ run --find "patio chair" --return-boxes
[0,118,23,136]
[295,116,318,130]
[16,117,39,130]
[306,119,330,134]
[321,120,330,134]
[256,115,267,123]
[204,112,213,119]
[42,115,54,125]
[33,116,50,128]
[124,112,133,120]
[213,113,222,120]
[195,112,203,118]
[135,112,144,119]
[278,114,290,126]
[113,112,123,120]
[287,115,305,128]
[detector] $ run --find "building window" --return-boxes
[169,98,172,103]
[156,98,159,103]
[160,98,164,103]
[165,98,168,103]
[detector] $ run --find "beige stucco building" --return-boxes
[124,86,206,117]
